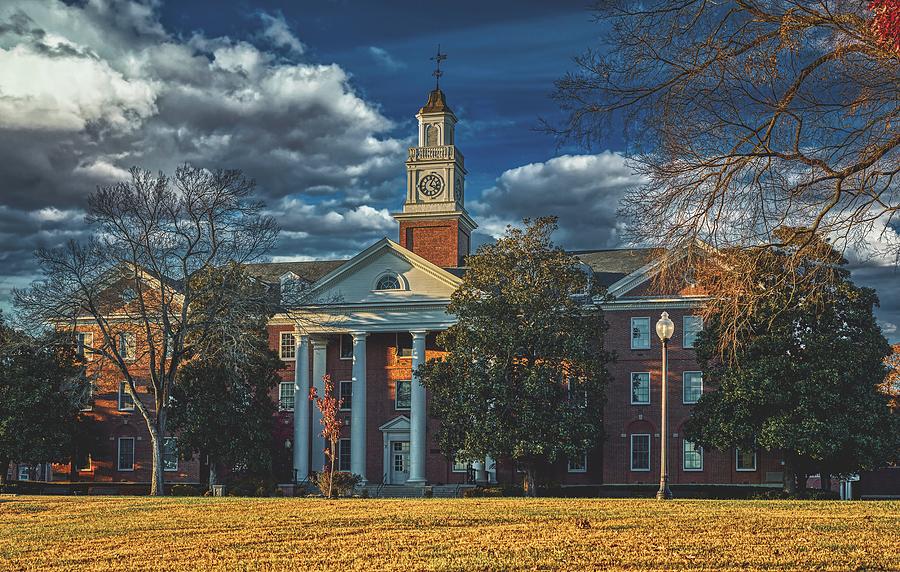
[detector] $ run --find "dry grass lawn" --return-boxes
[0,496,898,571]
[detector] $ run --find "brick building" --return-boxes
[22,86,790,492]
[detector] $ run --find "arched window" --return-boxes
[375,274,402,291]
[425,124,440,147]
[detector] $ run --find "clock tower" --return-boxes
[393,86,477,268]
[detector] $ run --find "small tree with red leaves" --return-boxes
[309,374,343,497]
[871,0,900,53]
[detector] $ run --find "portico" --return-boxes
[279,238,462,486]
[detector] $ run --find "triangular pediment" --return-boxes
[304,238,461,306]
[379,415,410,433]
[605,239,717,299]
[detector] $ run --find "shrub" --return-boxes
[463,485,523,498]
[225,475,277,497]
[170,484,202,497]
[312,471,361,497]
[751,489,841,501]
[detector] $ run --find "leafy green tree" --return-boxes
[418,217,611,496]
[685,233,900,493]
[0,313,89,484]
[168,265,280,489]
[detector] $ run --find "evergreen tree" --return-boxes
[0,313,89,484]
[418,218,611,496]
[168,265,280,488]
[685,232,900,493]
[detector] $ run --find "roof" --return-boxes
[251,248,661,289]
[245,260,347,285]
[571,248,661,287]
[420,88,451,114]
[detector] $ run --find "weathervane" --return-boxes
[431,45,447,89]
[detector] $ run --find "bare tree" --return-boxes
[15,165,278,495]
[549,1,899,347]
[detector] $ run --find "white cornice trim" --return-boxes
[606,238,718,298]
[307,237,462,295]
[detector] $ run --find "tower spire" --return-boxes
[430,45,447,89]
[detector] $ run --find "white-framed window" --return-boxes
[118,381,135,412]
[339,334,353,360]
[683,440,703,471]
[630,372,650,405]
[75,450,92,472]
[76,331,93,361]
[683,315,703,348]
[395,333,413,359]
[18,465,30,481]
[568,453,588,473]
[338,438,351,472]
[117,437,135,471]
[279,332,296,360]
[736,449,757,472]
[452,457,470,473]
[631,317,651,349]
[375,273,402,291]
[683,371,703,404]
[79,381,94,412]
[118,332,136,361]
[278,382,295,411]
[395,379,411,410]
[630,434,651,471]
[163,437,178,472]
[339,380,353,411]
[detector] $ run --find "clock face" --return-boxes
[418,173,444,197]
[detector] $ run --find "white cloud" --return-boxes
[257,12,305,56]
[879,320,898,335]
[368,46,405,71]
[473,152,646,249]
[0,43,158,131]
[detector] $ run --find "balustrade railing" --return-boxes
[407,145,463,165]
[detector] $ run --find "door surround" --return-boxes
[379,416,412,485]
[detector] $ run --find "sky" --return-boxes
[0,0,897,341]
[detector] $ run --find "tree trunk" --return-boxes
[148,418,165,496]
[208,461,219,490]
[820,472,831,492]
[782,456,796,495]
[524,468,538,498]
[0,455,9,485]
[796,472,808,493]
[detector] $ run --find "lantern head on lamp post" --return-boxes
[656,311,674,500]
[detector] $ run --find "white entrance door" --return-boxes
[390,440,410,484]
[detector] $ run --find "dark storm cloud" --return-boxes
[0,0,407,295]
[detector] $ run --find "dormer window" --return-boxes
[280,272,307,305]
[375,274,402,291]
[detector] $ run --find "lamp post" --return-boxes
[656,311,675,500]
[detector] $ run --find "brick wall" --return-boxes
[51,325,201,484]
[600,307,782,485]
[398,218,466,268]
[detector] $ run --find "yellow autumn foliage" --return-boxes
[0,497,898,571]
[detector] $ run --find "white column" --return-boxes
[486,455,497,484]
[311,337,328,473]
[473,460,487,484]
[293,333,310,482]
[408,330,428,485]
[350,332,368,483]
